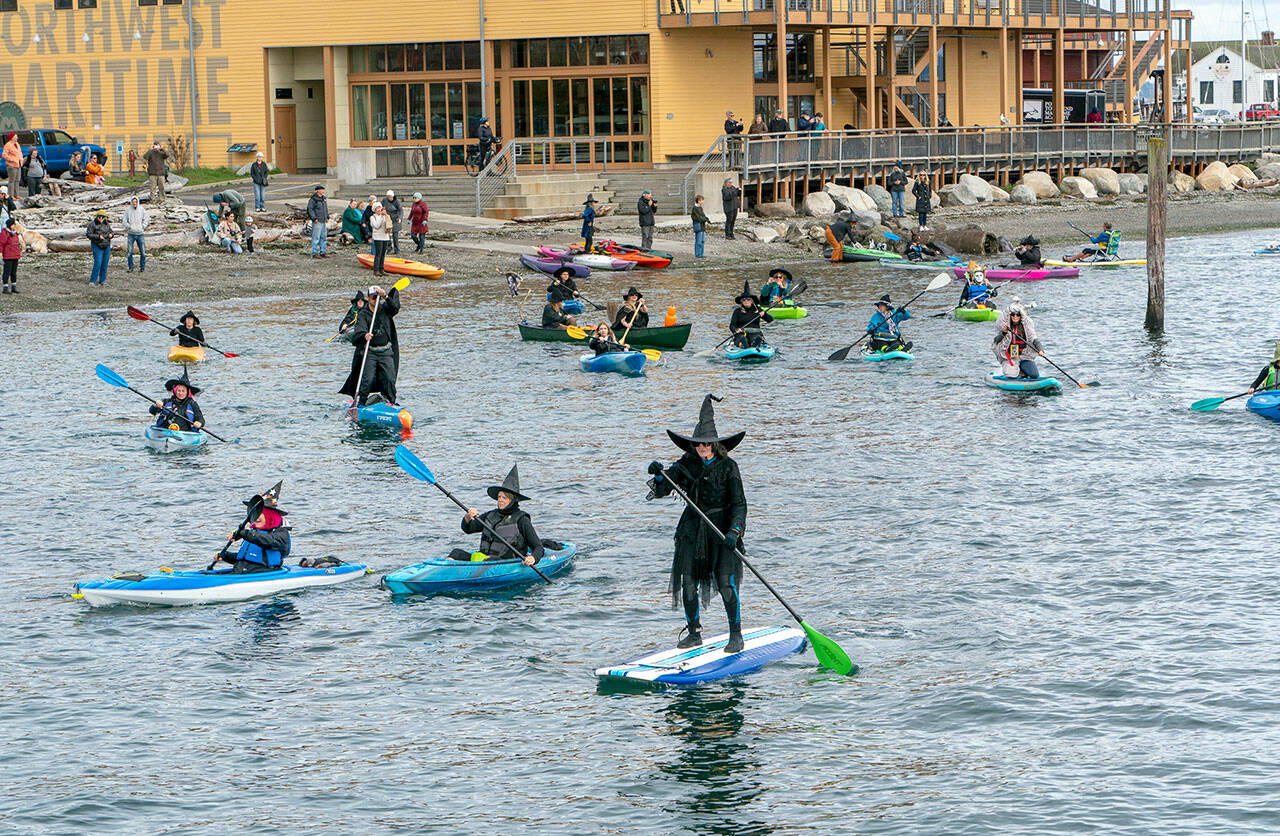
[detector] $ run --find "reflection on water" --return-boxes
[235,598,300,648]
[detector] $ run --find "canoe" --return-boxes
[519,254,590,278]
[144,425,207,453]
[955,306,999,321]
[345,400,414,430]
[1246,391,1280,420]
[381,543,576,594]
[518,322,690,350]
[985,372,1062,393]
[73,563,369,607]
[768,303,807,320]
[595,625,807,686]
[725,343,775,362]
[167,345,205,364]
[1043,257,1145,268]
[579,351,646,375]
[824,247,903,262]
[956,266,1079,281]
[880,258,955,270]
[355,252,444,279]
[863,348,913,361]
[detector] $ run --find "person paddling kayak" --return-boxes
[1247,343,1280,394]
[903,232,943,262]
[993,302,1045,378]
[590,322,628,356]
[647,393,749,653]
[339,284,401,406]
[759,268,795,306]
[730,281,773,348]
[547,265,581,305]
[169,310,205,348]
[612,286,649,332]
[1063,222,1115,262]
[1014,235,1043,267]
[213,481,291,574]
[958,265,997,308]
[866,295,913,352]
[150,369,204,432]
[451,465,543,566]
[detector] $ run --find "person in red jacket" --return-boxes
[409,192,429,253]
[0,216,20,294]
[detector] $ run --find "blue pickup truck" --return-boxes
[0,129,107,175]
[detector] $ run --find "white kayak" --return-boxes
[73,563,369,606]
[144,425,208,453]
[572,253,637,271]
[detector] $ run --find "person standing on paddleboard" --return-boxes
[730,282,772,348]
[1247,343,1280,394]
[866,295,913,353]
[647,394,749,653]
[993,303,1045,379]
[214,482,291,574]
[339,285,401,406]
[451,466,543,566]
[150,369,204,432]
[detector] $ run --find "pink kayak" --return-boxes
[952,266,1080,282]
[535,246,636,271]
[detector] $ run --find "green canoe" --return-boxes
[518,322,691,350]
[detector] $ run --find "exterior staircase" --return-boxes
[346,173,477,215]
[483,173,614,220]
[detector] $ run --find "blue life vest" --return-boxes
[236,539,284,568]
[966,283,992,305]
[155,398,196,428]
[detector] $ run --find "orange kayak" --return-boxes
[356,253,444,279]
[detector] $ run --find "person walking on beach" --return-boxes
[637,190,657,251]
[409,193,429,252]
[86,211,113,286]
[887,163,908,218]
[721,178,740,240]
[691,194,708,259]
[0,217,21,294]
[124,196,149,273]
[3,133,22,197]
[249,152,269,212]
[912,173,932,230]
[307,184,329,258]
[144,141,170,207]
[581,194,597,251]
[382,190,403,255]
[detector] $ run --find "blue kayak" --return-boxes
[595,625,808,685]
[73,563,369,607]
[863,348,913,361]
[143,425,207,453]
[985,372,1062,393]
[1246,391,1280,420]
[725,344,775,362]
[382,543,576,594]
[579,351,646,375]
[346,400,414,430]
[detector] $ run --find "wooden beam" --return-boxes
[323,46,336,170]
[957,37,966,125]
[999,28,1009,122]
[888,26,897,130]
[777,11,789,123]
[1015,29,1024,125]
[262,50,273,165]
[1124,30,1133,123]
[865,24,876,130]
[929,26,939,128]
[1161,33,1173,123]
[1053,29,1065,124]
[823,27,832,125]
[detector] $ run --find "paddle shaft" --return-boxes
[128,307,239,358]
[119,383,227,442]
[352,294,382,401]
[1035,352,1088,388]
[620,301,644,344]
[430,481,552,583]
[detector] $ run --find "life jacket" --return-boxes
[478,508,530,560]
[1004,324,1029,362]
[965,283,992,305]
[1266,364,1278,390]
[156,398,197,429]
[236,537,284,568]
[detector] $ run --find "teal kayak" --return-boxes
[725,344,775,362]
[382,543,576,593]
[985,373,1061,393]
[346,400,414,430]
[879,258,954,270]
[863,348,913,361]
[144,425,207,453]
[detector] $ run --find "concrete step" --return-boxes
[491,191,615,211]
[504,178,609,196]
[484,202,616,220]
[605,170,693,214]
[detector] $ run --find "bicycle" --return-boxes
[464,139,504,177]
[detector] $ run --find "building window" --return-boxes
[1233,80,1242,103]
[1199,81,1213,104]
[54,0,72,8]
[512,36,646,69]
[1265,79,1275,103]
[349,42,483,76]
[752,34,814,83]
[78,0,96,6]
[0,0,15,10]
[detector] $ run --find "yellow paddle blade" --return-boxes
[565,325,589,340]
[640,348,661,361]
[392,276,412,292]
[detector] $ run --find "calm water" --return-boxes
[2,230,1278,834]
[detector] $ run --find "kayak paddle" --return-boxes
[95,363,231,442]
[394,444,553,584]
[564,326,661,361]
[695,280,808,358]
[126,306,240,358]
[1191,385,1275,411]
[1036,353,1099,388]
[827,273,949,361]
[651,465,855,676]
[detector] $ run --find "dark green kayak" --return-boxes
[823,247,903,263]
[518,322,691,350]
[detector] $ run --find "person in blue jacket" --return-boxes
[213,481,291,574]
[149,369,204,432]
[1063,222,1115,262]
[580,194,597,251]
[866,294,912,353]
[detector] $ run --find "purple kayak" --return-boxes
[519,254,591,278]
[953,266,1080,282]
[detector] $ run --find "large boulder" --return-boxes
[1256,152,1280,168]
[938,184,978,207]
[1078,167,1121,196]
[989,186,1009,203]
[1059,176,1098,199]
[753,200,796,218]
[1255,162,1280,180]
[823,183,878,213]
[1171,170,1195,193]
[1196,161,1238,191]
[1227,163,1258,186]
[1009,184,1037,204]
[958,173,999,202]
[852,209,881,233]
[801,191,837,217]
[1117,173,1146,195]
[749,225,780,244]
[1017,171,1060,198]
[864,183,893,213]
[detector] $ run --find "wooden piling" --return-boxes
[1145,135,1167,332]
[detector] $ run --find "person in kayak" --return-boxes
[547,265,581,306]
[169,310,205,348]
[823,214,857,261]
[866,295,913,352]
[612,286,649,332]
[1014,235,1043,267]
[1246,343,1280,394]
[993,302,1045,378]
[958,266,996,308]
[590,322,628,356]
[759,268,794,306]
[903,232,944,262]
[213,482,291,574]
[449,465,543,565]
[1063,222,1115,262]
[730,281,773,348]
[339,284,401,406]
[646,393,749,653]
[150,369,204,432]
[542,295,576,330]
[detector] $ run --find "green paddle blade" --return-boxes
[800,620,856,676]
[1190,397,1226,412]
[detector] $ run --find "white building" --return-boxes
[1188,42,1280,116]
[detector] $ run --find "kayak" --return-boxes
[595,625,807,686]
[355,252,444,279]
[519,254,590,278]
[1043,257,1145,268]
[144,425,207,453]
[167,345,205,364]
[984,372,1062,393]
[1253,249,1280,256]
[824,246,903,262]
[381,543,576,594]
[519,322,690,349]
[597,240,676,260]
[73,563,369,607]
[345,400,414,430]
[579,351,646,375]
[880,258,955,270]
[956,266,1079,281]
[534,247,636,271]
[863,348,913,361]
[767,303,807,320]
[725,344,775,362]
[1246,391,1280,420]
[545,294,584,315]
[595,242,673,269]
[955,306,1000,321]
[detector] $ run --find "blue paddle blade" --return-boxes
[394,444,436,484]
[95,363,127,388]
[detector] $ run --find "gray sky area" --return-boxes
[1184,0,1278,42]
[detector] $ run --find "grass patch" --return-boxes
[104,166,263,187]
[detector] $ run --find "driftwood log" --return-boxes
[928,224,998,255]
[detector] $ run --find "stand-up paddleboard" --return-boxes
[595,625,807,685]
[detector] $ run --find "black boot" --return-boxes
[676,622,702,648]
[725,627,744,654]
[2,283,8,294]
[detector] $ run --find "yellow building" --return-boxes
[0,0,1190,178]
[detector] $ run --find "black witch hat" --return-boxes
[163,368,202,396]
[179,310,200,325]
[350,289,366,304]
[667,394,745,453]
[487,465,530,502]
[243,479,288,516]
[768,267,793,283]
[1020,235,1040,246]
[734,280,759,306]
[623,286,643,300]
[583,194,598,205]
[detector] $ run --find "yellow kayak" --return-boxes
[167,345,206,364]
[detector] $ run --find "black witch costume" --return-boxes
[169,310,205,348]
[339,286,401,405]
[449,464,546,563]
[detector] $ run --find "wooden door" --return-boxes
[273,105,297,173]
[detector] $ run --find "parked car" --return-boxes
[0,129,107,175]
[1245,102,1280,120]
[1195,108,1237,125]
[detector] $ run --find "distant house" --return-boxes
[1181,41,1280,116]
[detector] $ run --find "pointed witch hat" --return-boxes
[734,280,759,306]
[163,368,202,396]
[667,394,745,454]
[487,465,530,502]
[243,479,288,515]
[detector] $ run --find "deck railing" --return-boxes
[657,0,1171,28]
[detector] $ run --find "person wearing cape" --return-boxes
[1247,342,1280,394]
[612,286,649,332]
[730,282,772,348]
[213,481,292,574]
[647,394,749,653]
[169,311,205,348]
[339,284,401,406]
[149,369,204,431]
[450,465,544,566]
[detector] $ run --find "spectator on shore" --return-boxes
[65,150,86,182]
[691,194,708,259]
[217,212,243,254]
[307,184,329,258]
[0,186,15,225]
[124,196,149,273]
[721,178,740,240]
[361,195,377,253]
[382,189,403,255]
[210,189,245,227]
[580,194,597,251]
[748,114,768,134]
[85,153,105,186]
[144,141,170,206]
[342,198,365,244]
[724,111,744,136]
[369,203,391,275]
[249,152,269,211]
[0,217,20,294]
[637,189,657,251]
[3,133,22,196]
[887,162,908,218]
[24,149,44,197]
[86,210,113,285]
[410,193,429,252]
[912,172,932,230]
[767,109,789,133]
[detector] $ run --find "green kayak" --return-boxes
[518,322,691,350]
[955,306,999,321]
[824,247,903,263]
[769,303,807,320]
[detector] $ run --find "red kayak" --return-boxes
[596,241,672,269]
